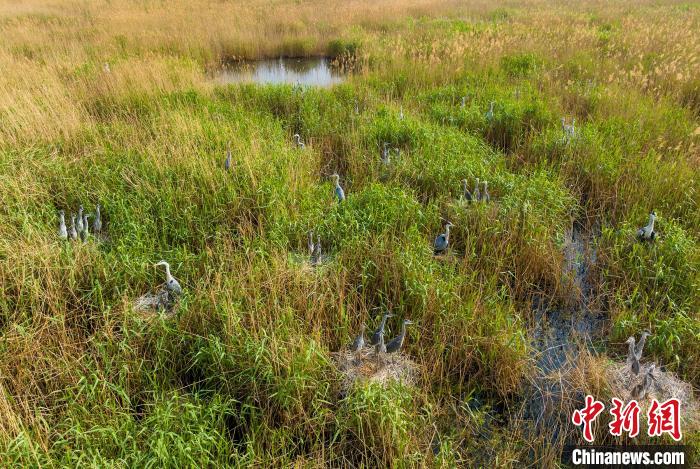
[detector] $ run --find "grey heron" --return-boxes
[461,179,473,202]
[631,364,656,400]
[293,133,305,149]
[636,212,657,241]
[93,203,102,234]
[634,330,651,362]
[311,234,322,265]
[331,174,345,203]
[58,210,67,240]
[80,214,90,242]
[485,101,495,122]
[69,214,78,241]
[434,221,453,255]
[76,205,84,233]
[385,319,413,354]
[626,336,640,376]
[224,141,232,170]
[562,117,576,141]
[350,324,366,352]
[307,231,315,258]
[473,178,481,202]
[381,142,390,165]
[370,312,394,346]
[155,260,183,297]
[481,180,491,203]
[374,330,386,364]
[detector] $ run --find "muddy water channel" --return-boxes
[525,221,607,441]
[213,57,347,87]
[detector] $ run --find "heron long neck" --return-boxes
[399,322,408,340]
[445,225,451,241]
[379,315,389,331]
[648,216,655,231]
[637,334,647,352]
[163,264,172,280]
[628,340,635,356]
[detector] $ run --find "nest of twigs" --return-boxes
[334,348,419,394]
[133,287,179,320]
[607,361,698,429]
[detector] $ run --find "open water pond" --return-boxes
[214,57,347,87]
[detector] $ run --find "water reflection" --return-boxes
[215,57,346,87]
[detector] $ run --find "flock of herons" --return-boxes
[55,101,660,371]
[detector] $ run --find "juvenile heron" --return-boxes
[636,212,657,241]
[76,205,84,233]
[485,101,495,122]
[626,336,640,376]
[293,133,305,149]
[331,174,345,203]
[374,330,387,363]
[461,179,473,202]
[350,324,366,352]
[370,312,394,346]
[224,141,232,170]
[307,231,315,258]
[385,319,414,354]
[473,178,481,202]
[561,117,576,141]
[154,260,182,296]
[631,364,656,400]
[311,234,322,265]
[93,203,102,234]
[399,106,404,120]
[381,142,390,165]
[461,96,466,108]
[634,330,651,362]
[434,221,453,255]
[69,214,78,241]
[58,210,68,240]
[80,214,90,242]
[481,180,491,203]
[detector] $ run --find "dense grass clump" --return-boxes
[1,0,698,466]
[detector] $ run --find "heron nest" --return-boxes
[334,348,419,394]
[607,361,698,430]
[133,287,179,320]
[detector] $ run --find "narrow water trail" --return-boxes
[524,220,607,441]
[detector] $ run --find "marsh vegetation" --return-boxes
[0,0,698,466]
